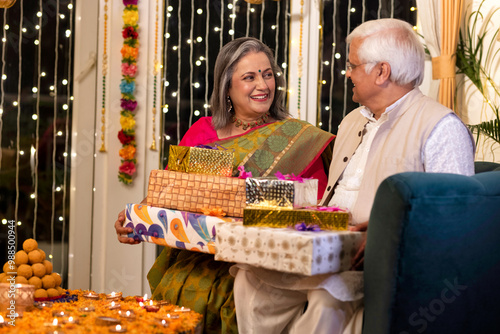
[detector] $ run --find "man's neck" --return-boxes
[370,84,414,120]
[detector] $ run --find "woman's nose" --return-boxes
[255,75,268,89]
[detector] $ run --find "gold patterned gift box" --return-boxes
[168,144,234,177]
[243,207,350,230]
[147,170,246,217]
[214,224,365,276]
[245,177,318,209]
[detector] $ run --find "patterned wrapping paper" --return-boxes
[168,145,234,177]
[245,177,318,209]
[214,223,364,276]
[243,207,350,230]
[124,204,242,254]
[147,169,247,217]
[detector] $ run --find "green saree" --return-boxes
[148,118,334,333]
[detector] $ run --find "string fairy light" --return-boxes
[246,2,250,37]
[274,0,280,62]
[188,0,194,127]
[297,0,304,119]
[160,0,170,163]
[343,0,352,118]
[60,0,74,281]
[0,8,8,170]
[15,0,25,240]
[204,1,209,116]
[51,0,60,258]
[150,0,159,151]
[99,0,108,152]
[259,1,265,41]
[176,0,181,142]
[327,0,338,133]
[33,0,43,238]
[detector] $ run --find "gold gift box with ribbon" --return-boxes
[243,207,350,230]
[168,145,234,177]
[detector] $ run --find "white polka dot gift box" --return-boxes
[214,223,364,276]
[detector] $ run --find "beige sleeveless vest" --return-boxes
[320,88,453,223]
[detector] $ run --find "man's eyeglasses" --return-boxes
[346,61,369,72]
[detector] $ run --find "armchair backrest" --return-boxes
[363,171,500,334]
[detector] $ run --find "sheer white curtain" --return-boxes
[416,0,441,101]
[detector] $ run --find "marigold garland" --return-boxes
[118,0,139,184]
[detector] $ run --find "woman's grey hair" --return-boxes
[210,37,289,130]
[346,18,425,87]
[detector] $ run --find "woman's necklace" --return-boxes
[231,112,270,130]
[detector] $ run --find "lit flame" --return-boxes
[116,325,122,330]
[0,315,4,322]
[52,318,58,326]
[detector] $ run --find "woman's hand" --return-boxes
[115,209,140,245]
[349,221,368,271]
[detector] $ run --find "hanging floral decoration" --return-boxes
[118,0,139,184]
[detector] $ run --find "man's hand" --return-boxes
[349,221,368,271]
[115,209,140,245]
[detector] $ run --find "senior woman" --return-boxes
[115,37,334,333]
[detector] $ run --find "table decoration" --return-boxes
[0,289,202,333]
[82,291,99,300]
[109,324,127,333]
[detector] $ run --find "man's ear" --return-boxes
[375,62,391,85]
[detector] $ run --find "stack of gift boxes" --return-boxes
[125,145,364,276]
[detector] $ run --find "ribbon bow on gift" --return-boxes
[195,143,230,151]
[200,207,227,218]
[275,171,307,183]
[237,166,253,179]
[293,222,321,232]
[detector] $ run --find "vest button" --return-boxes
[358,131,362,137]
[327,186,331,191]
[343,157,348,162]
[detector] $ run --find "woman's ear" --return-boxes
[375,62,391,85]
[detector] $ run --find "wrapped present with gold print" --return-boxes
[246,176,318,209]
[168,144,234,177]
[147,169,246,217]
[215,223,364,276]
[243,206,350,230]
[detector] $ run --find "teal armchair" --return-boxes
[362,169,500,334]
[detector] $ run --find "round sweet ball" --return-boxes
[41,275,56,289]
[46,288,60,298]
[39,249,46,262]
[1,274,14,283]
[34,288,48,299]
[3,261,16,274]
[28,276,43,289]
[28,249,44,264]
[56,286,65,295]
[43,260,53,275]
[0,273,5,281]
[32,263,46,278]
[14,250,29,266]
[51,272,62,287]
[23,238,38,253]
[15,276,29,284]
[17,264,33,279]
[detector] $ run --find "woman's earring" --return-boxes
[226,96,233,113]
